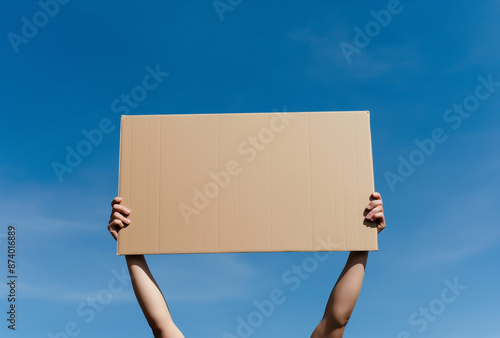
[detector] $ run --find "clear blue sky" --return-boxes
[1,1,499,337]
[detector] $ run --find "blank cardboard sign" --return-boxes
[117,111,378,255]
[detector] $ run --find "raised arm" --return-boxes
[311,192,386,338]
[108,197,184,338]
[125,255,184,338]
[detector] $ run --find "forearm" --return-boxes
[324,251,368,326]
[125,255,182,337]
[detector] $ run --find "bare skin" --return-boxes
[310,192,386,338]
[108,198,184,338]
[108,192,386,338]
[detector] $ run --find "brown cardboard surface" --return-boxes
[117,111,378,255]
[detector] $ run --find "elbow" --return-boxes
[151,323,183,338]
[150,322,168,338]
[312,316,349,338]
[151,325,165,338]
[328,315,350,331]
[325,309,352,335]
[338,315,350,328]
[328,306,352,329]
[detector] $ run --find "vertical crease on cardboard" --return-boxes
[156,116,161,254]
[330,113,336,251]
[356,113,361,249]
[366,112,373,249]
[237,115,241,251]
[340,116,347,251]
[126,117,132,254]
[145,119,150,253]
[365,112,372,249]
[217,115,221,253]
[268,114,272,251]
[361,113,366,249]
[196,115,201,252]
[358,112,369,249]
[198,115,202,252]
[216,114,219,253]
[353,113,361,251]
[307,113,314,251]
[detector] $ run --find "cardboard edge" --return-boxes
[116,115,125,256]
[117,111,378,254]
[358,111,378,252]
[119,248,359,256]
[365,110,379,252]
